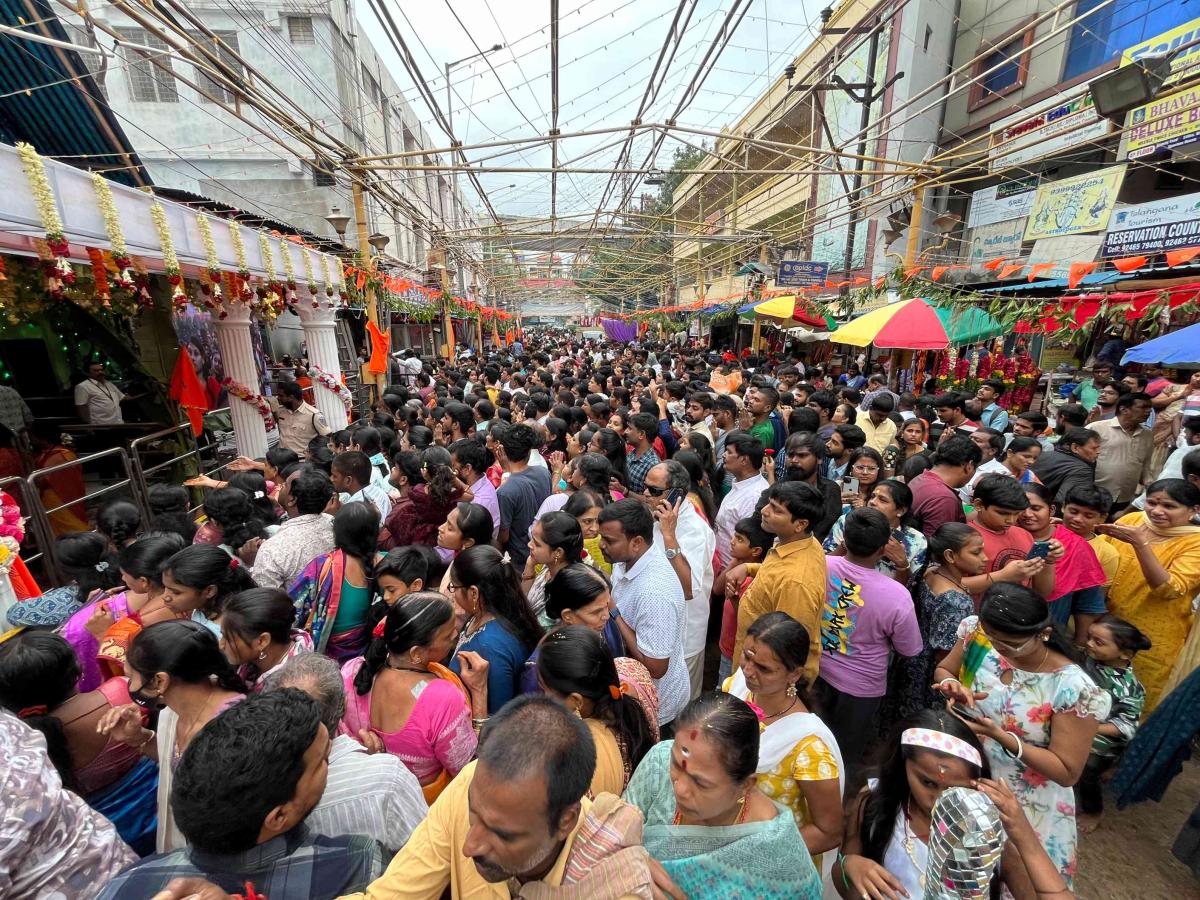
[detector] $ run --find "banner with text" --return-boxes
[966,180,1037,228]
[987,91,1110,173]
[1023,166,1126,241]
[1121,15,1200,85]
[1027,235,1104,280]
[1102,192,1200,255]
[776,260,830,287]
[965,219,1028,268]
[1125,83,1200,160]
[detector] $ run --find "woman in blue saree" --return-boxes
[622,692,823,899]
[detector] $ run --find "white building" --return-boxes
[66,0,477,290]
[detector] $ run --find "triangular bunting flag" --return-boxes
[999,263,1025,280]
[1067,261,1098,289]
[873,276,887,289]
[983,257,1007,271]
[1026,263,1055,282]
[903,266,925,279]
[1112,255,1148,273]
[1165,246,1200,267]
[931,266,948,281]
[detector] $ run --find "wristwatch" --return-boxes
[664,547,681,560]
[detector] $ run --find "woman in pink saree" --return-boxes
[339,591,489,804]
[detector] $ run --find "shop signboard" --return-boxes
[1125,83,1200,160]
[987,91,1110,172]
[776,260,829,287]
[1121,15,1200,85]
[1023,166,1126,241]
[966,179,1037,228]
[1101,192,1200,255]
[964,219,1028,267]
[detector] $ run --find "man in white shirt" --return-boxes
[643,461,715,702]
[73,361,125,425]
[598,499,689,727]
[330,451,392,520]
[714,432,769,569]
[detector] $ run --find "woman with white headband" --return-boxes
[833,709,988,900]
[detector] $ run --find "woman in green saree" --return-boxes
[622,692,823,899]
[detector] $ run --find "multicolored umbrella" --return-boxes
[829,297,1002,349]
[737,295,835,329]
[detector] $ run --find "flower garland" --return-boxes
[227,221,254,303]
[310,364,352,412]
[302,248,321,306]
[86,247,111,305]
[18,142,73,298]
[195,215,223,308]
[281,239,298,305]
[0,536,20,577]
[91,173,135,290]
[319,253,335,300]
[150,201,186,307]
[257,232,284,319]
[221,376,276,430]
[0,490,26,545]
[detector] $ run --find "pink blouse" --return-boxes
[73,678,142,796]
[338,657,477,784]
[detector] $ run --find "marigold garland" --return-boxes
[257,232,285,319]
[310,364,352,412]
[319,253,334,298]
[149,201,187,308]
[87,247,111,304]
[195,215,223,307]
[227,220,254,303]
[281,239,299,305]
[221,376,276,430]
[19,142,74,298]
[91,173,135,291]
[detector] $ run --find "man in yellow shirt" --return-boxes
[147,696,652,900]
[858,393,898,454]
[729,481,828,685]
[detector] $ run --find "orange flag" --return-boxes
[168,347,210,437]
[1026,263,1055,282]
[931,266,948,281]
[1112,255,1148,273]
[903,266,925,280]
[873,276,887,289]
[999,263,1025,280]
[1166,246,1200,267]
[1067,261,1098,289]
[983,257,1007,271]
[366,320,390,375]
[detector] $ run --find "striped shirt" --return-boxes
[306,735,428,855]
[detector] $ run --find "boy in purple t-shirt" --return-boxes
[817,507,922,781]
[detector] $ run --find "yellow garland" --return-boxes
[228,220,249,273]
[319,253,331,287]
[17,142,63,239]
[91,173,127,258]
[196,215,220,271]
[149,203,180,274]
[258,232,276,280]
[302,248,316,288]
[282,240,297,284]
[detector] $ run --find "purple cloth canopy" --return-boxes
[601,318,638,343]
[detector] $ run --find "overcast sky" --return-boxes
[358,0,828,223]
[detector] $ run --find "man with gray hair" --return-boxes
[642,459,715,700]
[265,653,427,855]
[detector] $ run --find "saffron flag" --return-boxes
[366,320,390,375]
[168,347,210,437]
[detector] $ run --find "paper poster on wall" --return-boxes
[966,181,1036,228]
[964,219,1028,267]
[1026,235,1104,280]
[1102,192,1200,255]
[1023,166,1126,241]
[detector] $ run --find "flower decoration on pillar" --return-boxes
[302,249,321,308]
[281,238,299,305]
[86,247,111,306]
[195,215,223,308]
[228,221,254,304]
[319,253,335,301]
[257,232,284,320]
[91,173,135,291]
[150,201,186,308]
[18,142,73,299]
[221,376,276,430]
[310,364,352,412]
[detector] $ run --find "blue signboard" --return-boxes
[777,260,829,287]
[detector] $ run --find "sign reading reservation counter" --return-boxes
[1102,192,1200,255]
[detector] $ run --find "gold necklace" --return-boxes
[901,802,928,890]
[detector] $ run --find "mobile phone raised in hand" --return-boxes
[1025,540,1051,561]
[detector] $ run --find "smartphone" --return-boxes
[951,702,985,723]
[1026,540,1051,561]
[665,488,687,507]
[842,476,860,494]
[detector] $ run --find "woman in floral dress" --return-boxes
[934,584,1109,892]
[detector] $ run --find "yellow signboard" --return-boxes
[1121,16,1200,84]
[1125,84,1200,159]
[1023,165,1126,241]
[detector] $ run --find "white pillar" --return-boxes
[213,303,268,459]
[297,301,349,430]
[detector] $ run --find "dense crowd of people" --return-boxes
[3,334,1200,898]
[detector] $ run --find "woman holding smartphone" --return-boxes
[838,447,884,515]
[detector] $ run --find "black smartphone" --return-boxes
[1026,540,1051,561]
[951,702,985,723]
[665,487,687,507]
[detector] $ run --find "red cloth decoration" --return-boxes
[1067,262,1098,289]
[366,320,390,375]
[168,347,210,437]
[1026,263,1055,281]
[1112,255,1148,273]
[1165,246,1200,267]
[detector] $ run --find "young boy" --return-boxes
[817,507,922,781]
[1060,484,1120,586]
[716,515,773,684]
[366,547,429,637]
[965,474,1059,605]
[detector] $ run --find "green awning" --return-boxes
[935,305,1004,345]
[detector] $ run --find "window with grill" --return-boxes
[116,28,178,103]
[193,32,243,104]
[287,16,315,45]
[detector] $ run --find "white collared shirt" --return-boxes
[654,501,715,660]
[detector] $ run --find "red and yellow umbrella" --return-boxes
[829,297,951,349]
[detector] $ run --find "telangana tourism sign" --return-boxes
[1125,84,1200,160]
[1101,192,1200,256]
[987,91,1110,172]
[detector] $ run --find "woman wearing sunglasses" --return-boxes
[933,583,1109,894]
